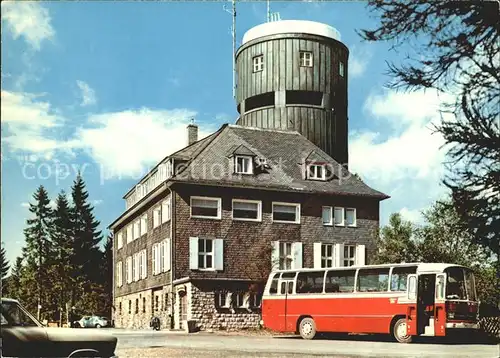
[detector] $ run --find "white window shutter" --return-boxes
[189,237,199,270]
[355,244,366,266]
[152,245,156,275]
[214,239,224,271]
[271,241,280,271]
[313,242,322,269]
[292,242,303,269]
[156,243,162,273]
[164,239,170,271]
[142,251,147,279]
[334,243,344,267]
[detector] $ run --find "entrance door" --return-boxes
[434,273,446,336]
[178,291,187,330]
[278,279,294,332]
[406,274,418,336]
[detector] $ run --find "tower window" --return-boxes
[253,55,264,72]
[300,51,313,67]
[285,90,322,106]
[339,62,345,77]
[307,164,326,180]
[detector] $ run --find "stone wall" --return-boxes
[188,281,261,331]
[114,285,172,330]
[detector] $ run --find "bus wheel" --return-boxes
[299,317,316,340]
[393,318,412,343]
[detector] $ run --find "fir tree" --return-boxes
[101,234,113,316]
[70,173,103,309]
[23,185,55,319]
[1,244,10,281]
[50,191,74,324]
[4,256,23,299]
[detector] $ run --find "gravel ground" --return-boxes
[116,347,339,357]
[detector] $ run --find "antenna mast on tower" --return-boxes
[223,0,237,99]
[267,0,271,22]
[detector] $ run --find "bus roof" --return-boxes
[270,262,467,275]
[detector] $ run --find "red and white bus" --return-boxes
[261,263,479,343]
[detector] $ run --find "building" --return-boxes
[110,20,388,331]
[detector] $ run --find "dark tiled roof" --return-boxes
[173,125,388,199]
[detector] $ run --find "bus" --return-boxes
[261,263,479,343]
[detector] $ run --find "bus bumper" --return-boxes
[445,322,479,329]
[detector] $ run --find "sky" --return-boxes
[1,1,451,267]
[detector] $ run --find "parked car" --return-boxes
[73,315,110,328]
[1,297,117,358]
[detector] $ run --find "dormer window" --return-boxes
[235,155,253,174]
[307,164,326,180]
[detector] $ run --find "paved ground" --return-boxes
[109,329,499,358]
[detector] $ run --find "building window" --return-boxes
[153,206,161,228]
[162,196,171,223]
[234,293,245,308]
[279,242,293,270]
[117,232,123,249]
[235,155,253,174]
[128,300,131,314]
[346,208,356,227]
[232,199,261,221]
[135,299,139,314]
[198,238,214,269]
[119,302,122,315]
[143,297,146,313]
[126,225,133,244]
[300,51,313,67]
[126,256,132,283]
[140,215,148,236]
[321,244,334,268]
[216,292,229,308]
[152,243,160,275]
[307,164,326,180]
[334,207,344,226]
[133,219,140,240]
[155,295,159,311]
[164,293,168,311]
[344,245,356,267]
[339,62,345,77]
[190,196,221,219]
[253,55,264,72]
[272,202,301,224]
[116,262,123,287]
[249,293,262,308]
[322,206,332,226]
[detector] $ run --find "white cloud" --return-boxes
[399,207,423,224]
[76,80,97,107]
[76,108,207,179]
[1,90,71,158]
[349,45,374,78]
[20,202,30,208]
[1,1,55,51]
[350,89,451,223]
[92,199,103,206]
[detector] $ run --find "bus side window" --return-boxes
[296,271,324,294]
[269,273,279,295]
[325,270,355,293]
[357,268,390,292]
[390,266,418,291]
[280,282,287,295]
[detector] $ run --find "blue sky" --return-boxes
[1,1,450,267]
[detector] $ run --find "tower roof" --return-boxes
[242,20,341,45]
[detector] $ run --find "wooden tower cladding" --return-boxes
[235,20,349,166]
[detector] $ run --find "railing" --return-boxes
[125,160,173,209]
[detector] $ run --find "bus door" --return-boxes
[406,274,418,336]
[434,273,446,336]
[278,277,294,331]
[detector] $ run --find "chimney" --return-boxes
[187,118,198,146]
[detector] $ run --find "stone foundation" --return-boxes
[187,281,261,331]
[114,285,172,330]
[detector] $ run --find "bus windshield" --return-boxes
[445,267,476,301]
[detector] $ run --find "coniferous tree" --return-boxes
[101,234,113,316]
[70,174,103,312]
[50,191,74,324]
[4,256,23,299]
[23,185,55,319]
[1,244,10,284]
